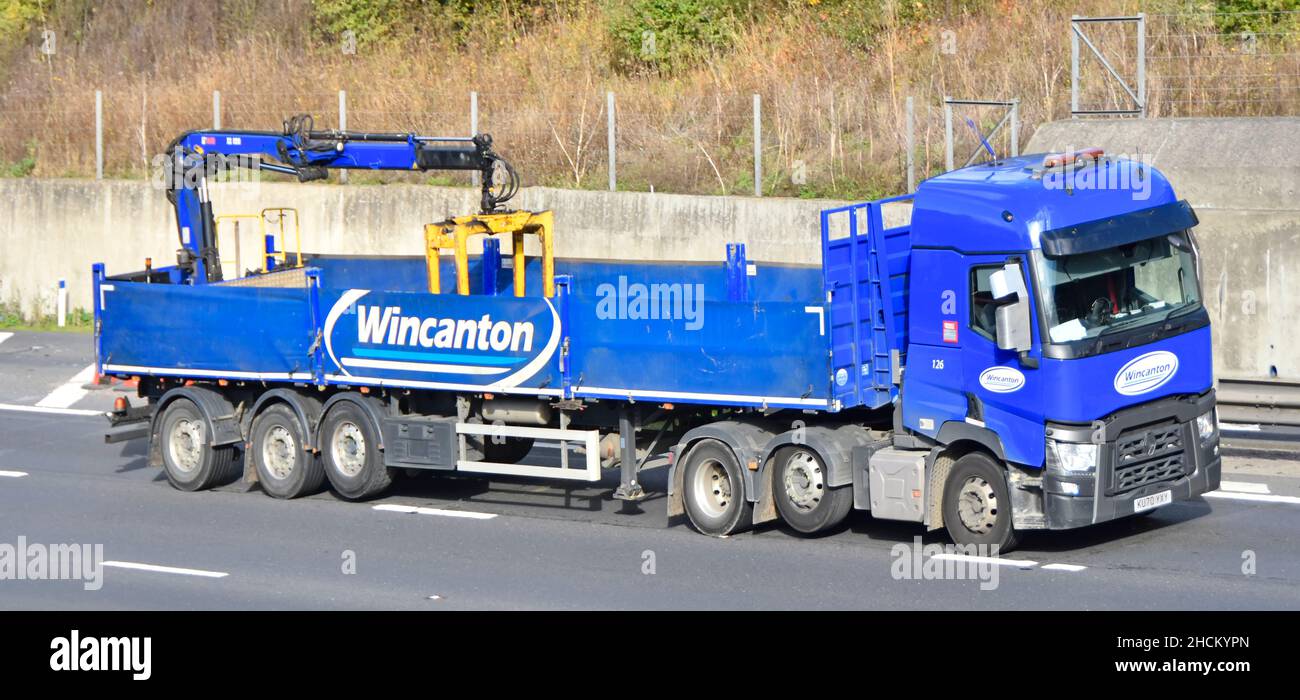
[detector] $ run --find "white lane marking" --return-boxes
[372,503,497,520]
[1218,480,1271,495]
[0,470,29,478]
[1205,491,1300,505]
[929,553,1038,569]
[1041,563,1088,572]
[101,561,229,578]
[0,331,12,345]
[36,364,96,408]
[1219,422,1261,432]
[0,403,104,417]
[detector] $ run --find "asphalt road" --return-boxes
[2,330,1299,610]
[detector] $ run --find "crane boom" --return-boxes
[164,114,518,283]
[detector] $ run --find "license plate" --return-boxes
[1134,490,1173,513]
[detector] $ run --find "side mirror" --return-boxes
[989,264,1023,301]
[995,302,1033,353]
[991,263,1033,354]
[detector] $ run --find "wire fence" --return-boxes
[1,8,1297,197]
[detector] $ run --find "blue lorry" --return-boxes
[98,118,1221,550]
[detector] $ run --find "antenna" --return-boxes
[965,117,997,161]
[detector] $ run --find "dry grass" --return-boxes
[0,0,1296,198]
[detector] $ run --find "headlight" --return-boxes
[1196,409,1217,445]
[1049,439,1098,473]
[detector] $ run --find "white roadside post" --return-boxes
[56,279,67,328]
[213,90,221,129]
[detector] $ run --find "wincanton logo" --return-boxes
[1114,351,1179,396]
[322,289,561,389]
[978,366,1025,393]
[355,306,536,353]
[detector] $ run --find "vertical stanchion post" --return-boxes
[95,90,103,180]
[1070,16,1080,118]
[1137,13,1146,117]
[470,91,480,187]
[213,90,221,129]
[607,90,616,192]
[943,96,953,172]
[338,89,348,184]
[753,94,762,197]
[905,96,915,191]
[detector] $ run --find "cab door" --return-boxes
[960,258,1045,466]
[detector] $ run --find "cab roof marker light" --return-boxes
[1042,147,1105,169]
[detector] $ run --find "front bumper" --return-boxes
[1041,389,1220,530]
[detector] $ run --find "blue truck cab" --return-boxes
[887,151,1220,547]
[96,121,1219,552]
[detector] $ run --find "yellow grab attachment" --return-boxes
[424,210,555,298]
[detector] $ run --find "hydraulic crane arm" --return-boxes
[164,114,519,283]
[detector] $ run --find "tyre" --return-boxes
[772,446,853,535]
[158,397,240,491]
[681,440,753,537]
[941,451,1020,552]
[320,400,393,501]
[484,437,535,464]
[250,403,326,499]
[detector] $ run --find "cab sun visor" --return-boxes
[1040,200,1198,258]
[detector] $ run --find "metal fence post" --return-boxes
[338,90,347,184]
[753,94,762,197]
[213,90,221,129]
[1010,99,1020,157]
[1070,16,1080,118]
[607,90,616,192]
[1137,13,1146,116]
[943,96,953,172]
[905,96,915,191]
[470,91,480,187]
[95,90,103,180]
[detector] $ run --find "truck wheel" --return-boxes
[682,440,753,537]
[251,403,326,499]
[772,446,853,535]
[484,437,535,464]
[321,401,393,501]
[942,452,1020,552]
[158,398,239,491]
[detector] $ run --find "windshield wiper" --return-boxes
[1096,312,1156,339]
[1165,300,1204,322]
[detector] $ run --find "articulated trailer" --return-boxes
[99,119,1221,550]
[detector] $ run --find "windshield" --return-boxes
[1034,231,1201,344]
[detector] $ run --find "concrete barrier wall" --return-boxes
[3,116,1295,385]
[1028,117,1300,383]
[0,178,846,320]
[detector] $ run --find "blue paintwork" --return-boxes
[100,282,315,377]
[910,155,1179,254]
[895,155,1212,468]
[99,147,1214,461]
[99,254,833,409]
[820,196,912,410]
